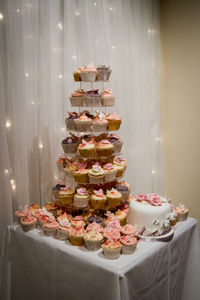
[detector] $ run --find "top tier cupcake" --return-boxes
[73,64,112,82]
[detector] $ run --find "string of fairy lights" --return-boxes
[0,1,160,195]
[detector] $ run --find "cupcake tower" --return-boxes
[55,64,131,214]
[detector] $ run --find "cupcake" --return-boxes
[115,184,130,203]
[103,163,117,182]
[74,114,92,132]
[73,68,82,81]
[56,156,66,173]
[106,188,122,208]
[85,89,101,107]
[68,226,86,246]
[80,64,97,82]
[101,88,115,106]
[28,204,41,214]
[74,188,90,208]
[118,203,130,216]
[70,216,86,228]
[87,215,103,226]
[57,219,72,240]
[102,240,122,259]
[175,204,189,221]
[103,228,121,241]
[61,135,79,155]
[113,157,127,177]
[120,235,137,254]
[20,214,37,232]
[90,189,107,209]
[70,89,85,106]
[96,65,111,81]
[106,113,121,131]
[84,231,104,251]
[65,112,79,131]
[86,221,104,233]
[115,210,127,226]
[52,183,66,199]
[73,167,89,183]
[92,112,108,132]
[59,187,74,206]
[57,212,72,223]
[78,139,96,158]
[121,224,139,236]
[88,164,104,184]
[15,209,28,222]
[96,140,114,157]
[108,134,123,154]
[38,212,55,229]
[44,202,58,217]
[43,221,59,237]
[64,158,80,176]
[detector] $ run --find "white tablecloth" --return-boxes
[1,218,200,300]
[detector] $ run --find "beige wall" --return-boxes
[160,0,200,223]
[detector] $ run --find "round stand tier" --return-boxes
[64,152,122,160]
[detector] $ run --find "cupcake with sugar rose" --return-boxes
[102,239,122,259]
[120,235,137,254]
[96,139,114,157]
[59,186,74,206]
[68,226,86,246]
[65,112,79,131]
[20,210,37,232]
[88,164,104,184]
[84,231,104,251]
[78,139,96,158]
[96,65,111,81]
[74,113,92,132]
[101,88,115,106]
[106,113,121,131]
[86,221,104,233]
[85,89,101,107]
[106,188,122,208]
[80,64,97,82]
[92,112,108,132]
[74,187,90,208]
[113,157,127,177]
[103,163,117,182]
[175,204,189,221]
[70,89,85,106]
[73,166,89,183]
[108,134,123,154]
[71,216,86,228]
[57,219,72,240]
[61,134,79,155]
[43,220,59,237]
[90,188,107,209]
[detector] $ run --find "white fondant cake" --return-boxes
[128,194,171,236]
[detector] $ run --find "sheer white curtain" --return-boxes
[0,0,162,246]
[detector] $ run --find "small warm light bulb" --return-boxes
[6,121,11,128]
[25,73,29,77]
[109,7,113,11]
[16,9,20,13]
[0,12,3,20]
[58,74,63,79]
[61,127,65,132]
[155,137,160,141]
[12,184,16,191]
[39,143,43,149]
[10,179,14,185]
[72,55,77,59]
[31,101,35,105]
[151,170,156,174]
[75,11,80,16]
[4,169,9,174]
[57,22,63,30]
[94,2,97,6]
[112,45,115,49]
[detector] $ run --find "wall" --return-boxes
[160,0,200,223]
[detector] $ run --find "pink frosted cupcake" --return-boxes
[74,114,92,132]
[38,213,55,229]
[86,222,104,233]
[15,209,27,222]
[43,221,59,237]
[70,89,85,106]
[68,226,86,246]
[65,112,79,131]
[120,235,137,254]
[57,212,72,223]
[113,157,127,178]
[103,163,117,182]
[56,156,66,173]
[57,219,72,240]
[80,64,97,82]
[20,215,37,232]
[102,240,122,259]
[85,89,101,107]
[108,134,123,154]
[70,216,86,228]
[103,228,121,241]
[106,113,121,131]
[44,201,58,217]
[121,224,139,236]
[92,112,108,132]
[175,204,189,221]
[115,210,127,226]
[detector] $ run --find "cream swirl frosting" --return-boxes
[89,165,104,176]
[77,188,88,196]
[106,113,121,120]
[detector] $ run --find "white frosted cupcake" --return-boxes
[74,188,90,208]
[57,220,72,240]
[80,64,97,82]
[102,240,122,259]
[101,88,115,106]
[84,231,104,251]
[88,164,104,184]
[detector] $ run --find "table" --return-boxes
[1,218,200,300]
